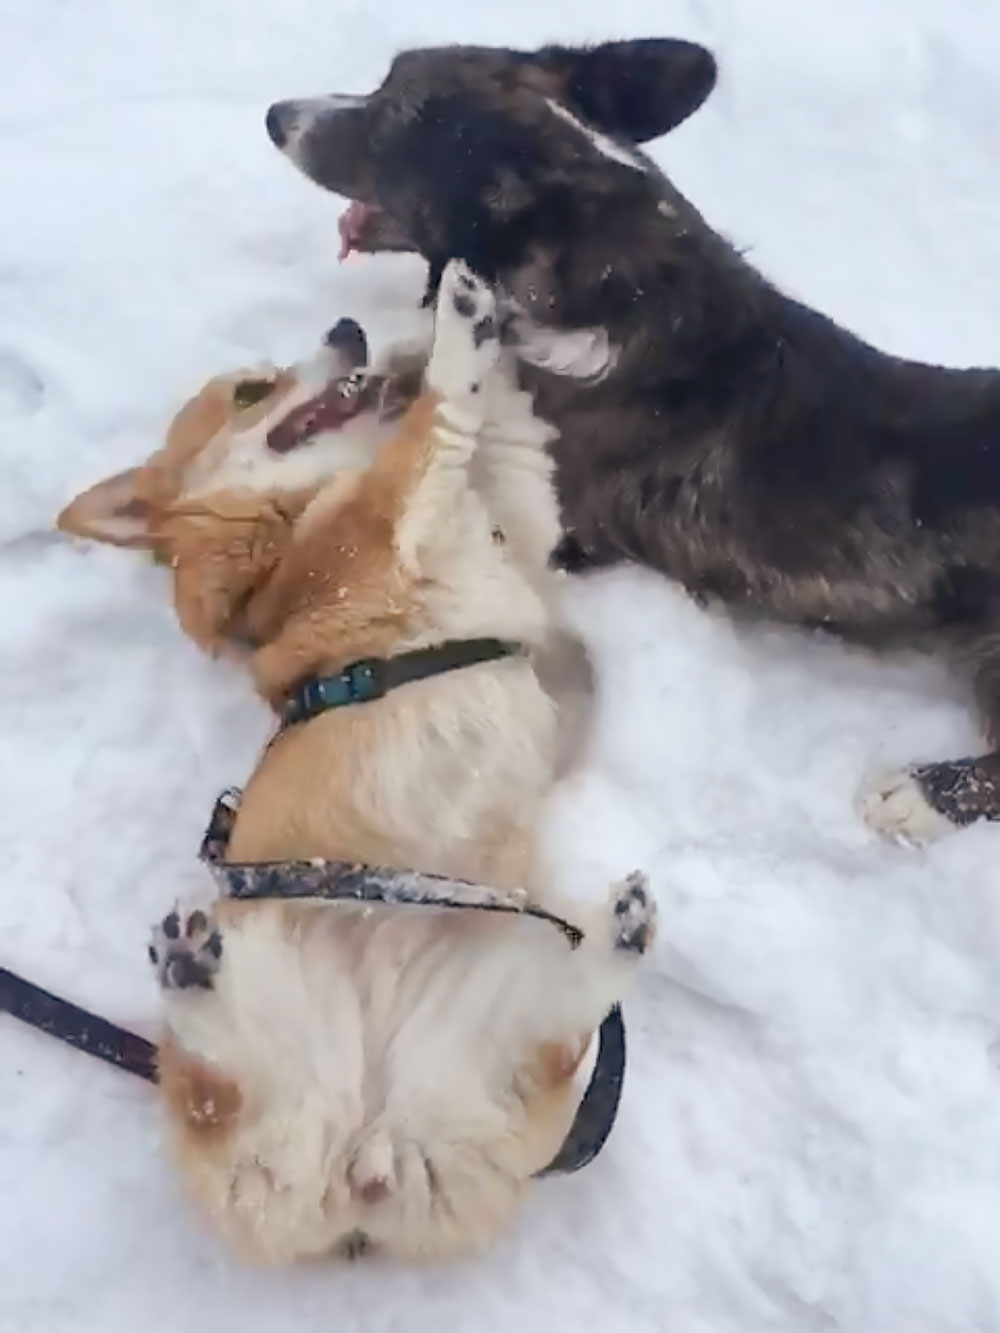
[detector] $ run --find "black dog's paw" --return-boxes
[610,872,657,955]
[859,755,1000,845]
[911,756,1000,827]
[149,907,223,991]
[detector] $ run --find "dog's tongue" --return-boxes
[267,383,365,454]
[338,200,380,260]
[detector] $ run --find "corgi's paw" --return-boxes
[149,906,223,991]
[427,260,501,402]
[609,872,657,955]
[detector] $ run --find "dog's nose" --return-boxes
[266,101,296,149]
[324,318,369,368]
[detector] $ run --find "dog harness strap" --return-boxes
[0,966,158,1082]
[0,789,628,1179]
[197,789,627,1174]
[282,638,521,727]
[198,790,583,947]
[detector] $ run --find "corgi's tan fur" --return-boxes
[60,263,653,1264]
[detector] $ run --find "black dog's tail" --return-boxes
[0,966,158,1082]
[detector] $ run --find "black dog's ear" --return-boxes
[537,39,717,143]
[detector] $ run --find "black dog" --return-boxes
[266,39,1000,841]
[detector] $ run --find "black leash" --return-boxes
[537,1004,626,1177]
[0,965,157,1082]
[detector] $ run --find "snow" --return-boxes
[2,0,1000,1329]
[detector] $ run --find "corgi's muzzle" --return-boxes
[324,316,368,366]
[265,318,380,455]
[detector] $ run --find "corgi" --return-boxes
[58,307,592,773]
[59,261,653,1263]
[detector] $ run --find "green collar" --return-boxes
[282,638,522,728]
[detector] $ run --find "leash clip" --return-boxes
[343,658,385,703]
[286,659,386,725]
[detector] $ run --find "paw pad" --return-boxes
[426,260,502,401]
[440,260,495,323]
[611,871,656,954]
[149,907,223,991]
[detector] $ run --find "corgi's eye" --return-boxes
[233,378,277,409]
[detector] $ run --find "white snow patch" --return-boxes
[3,2,1000,1332]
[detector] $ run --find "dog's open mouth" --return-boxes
[338,201,379,259]
[337,200,414,260]
[267,376,369,454]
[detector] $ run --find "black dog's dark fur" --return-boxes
[267,40,1000,833]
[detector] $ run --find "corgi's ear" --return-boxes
[56,468,159,548]
[165,493,301,657]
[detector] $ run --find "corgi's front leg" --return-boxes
[395,261,502,567]
[425,260,501,416]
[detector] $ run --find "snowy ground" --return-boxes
[2,1,1000,1329]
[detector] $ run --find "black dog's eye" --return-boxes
[232,378,276,409]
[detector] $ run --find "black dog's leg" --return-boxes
[863,749,1000,843]
[864,641,1000,841]
[913,645,1000,825]
[908,751,1000,826]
